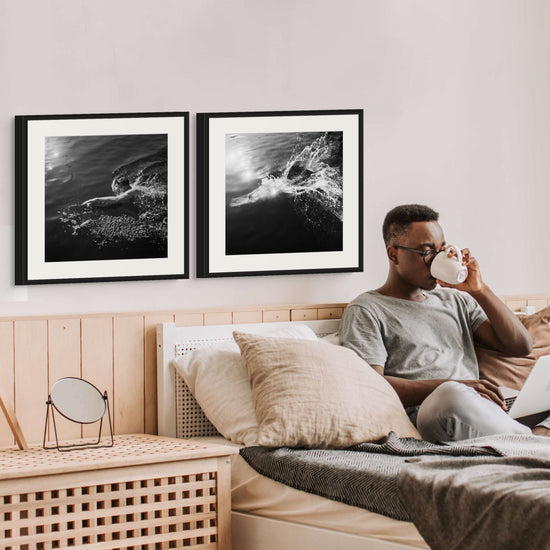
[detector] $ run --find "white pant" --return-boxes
[416,381,532,443]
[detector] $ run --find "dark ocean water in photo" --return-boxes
[45,134,168,262]
[225,131,343,255]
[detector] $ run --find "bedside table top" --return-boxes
[0,433,238,480]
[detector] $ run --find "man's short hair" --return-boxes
[382,204,439,246]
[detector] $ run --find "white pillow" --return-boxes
[321,332,341,346]
[171,324,319,446]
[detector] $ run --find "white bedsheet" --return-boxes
[198,437,428,549]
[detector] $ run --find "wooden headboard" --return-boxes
[0,295,548,448]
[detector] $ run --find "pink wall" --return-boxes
[1,0,549,316]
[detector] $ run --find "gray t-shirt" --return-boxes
[339,288,488,381]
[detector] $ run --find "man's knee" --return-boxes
[416,381,475,442]
[418,381,469,420]
[416,380,530,442]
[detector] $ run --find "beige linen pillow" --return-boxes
[233,331,420,448]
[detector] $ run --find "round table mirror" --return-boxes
[50,377,106,424]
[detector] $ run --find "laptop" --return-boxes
[499,355,550,419]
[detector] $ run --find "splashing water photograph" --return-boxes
[225,131,343,255]
[197,110,363,277]
[15,112,189,284]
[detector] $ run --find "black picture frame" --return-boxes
[15,112,189,284]
[196,109,363,278]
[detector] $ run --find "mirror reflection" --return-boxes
[50,377,106,424]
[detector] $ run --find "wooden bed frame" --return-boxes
[156,319,423,550]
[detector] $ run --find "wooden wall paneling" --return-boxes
[232,310,262,324]
[0,321,14,447]
[527,298,549,311]
[318,307,344,320]
[113,316,145,434]
[504,299,528,312]
[262,309,291,323]
[174,312,204,326]
[81,317,114,438]
[144,314,174,435]
[2,297,549,444]
[204,312,233,326]
[47,319,82,441]
[290,308,319,321]
[14,320,48,444]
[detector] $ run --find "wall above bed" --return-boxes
[1,0,550,317]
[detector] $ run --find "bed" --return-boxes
[157,319,427,550]
[156,318,550,550]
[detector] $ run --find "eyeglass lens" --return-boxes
[424,250,437,264]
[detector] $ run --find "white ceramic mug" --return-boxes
[430,245,468,285]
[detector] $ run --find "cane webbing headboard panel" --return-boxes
[158,318,342,438]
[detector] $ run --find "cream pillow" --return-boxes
[234,332,420,448]
[171,324,319,446]
[321,332,341,346]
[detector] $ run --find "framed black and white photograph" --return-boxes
[15,112,189,284]
[196,109,363,277]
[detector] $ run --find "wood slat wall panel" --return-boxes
[0,296,547,447]
[81,317,114,438]
[204,312,233,326]
[502,295,550,312]
[318,307,344,320]
[503,299,528,312]
[291,308,319,321]
[174,312,204,326]
[527,298,549,310]
[232,310,263,324]
[262,309,291,322]
[14,320,48,444]
[144,314,174,435]
[113,316,145,434]
[47,319,82,441]
[0,322,14,447]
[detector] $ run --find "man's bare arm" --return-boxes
[439,248,532,356]
[371,365,506,409]
[471,284,532,356]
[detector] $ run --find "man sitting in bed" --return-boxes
[340,203,550,442]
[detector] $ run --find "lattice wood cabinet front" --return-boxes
[0,434,238,550]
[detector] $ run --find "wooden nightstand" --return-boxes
[0,434,238,549]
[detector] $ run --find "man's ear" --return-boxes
[387,246,398,264]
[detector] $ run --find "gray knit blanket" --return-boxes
[399,453,550,550]
[240,433,550,548]
[239,432,503,521]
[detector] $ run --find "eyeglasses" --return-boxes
[393,245,442,265]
